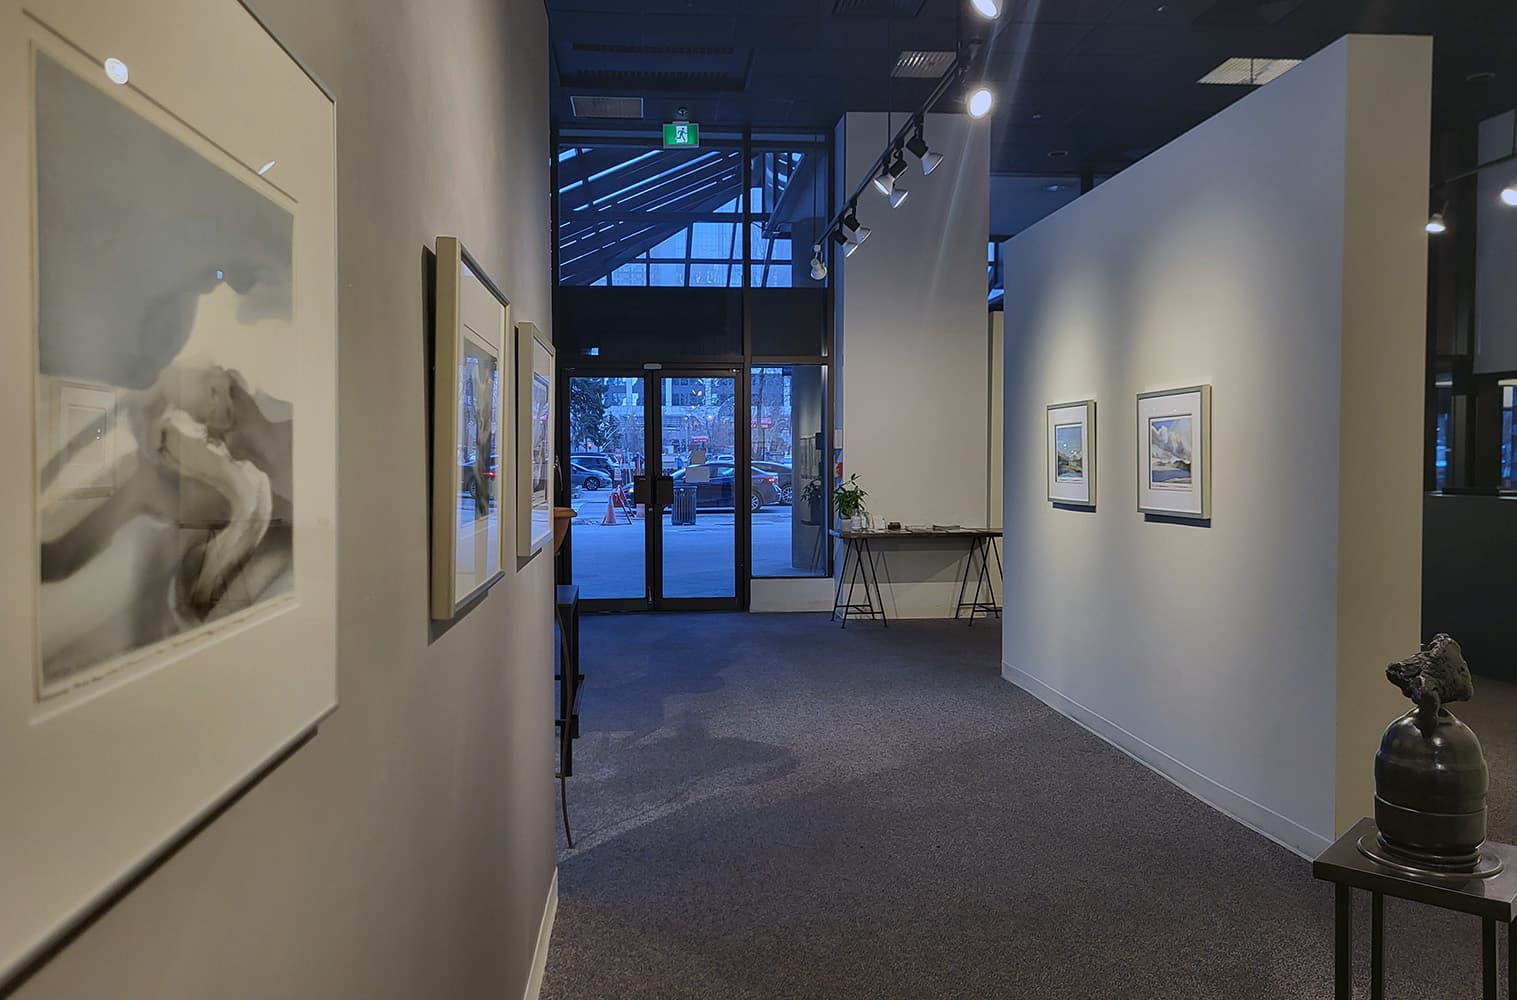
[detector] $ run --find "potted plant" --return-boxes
[800,478,824,526]
[833,473,869,531]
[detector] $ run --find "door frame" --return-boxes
[558,364,747,611]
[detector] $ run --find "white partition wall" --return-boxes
[837,112,991,618]
[999,35,1429,855]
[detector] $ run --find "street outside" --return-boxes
[567,485,824,599]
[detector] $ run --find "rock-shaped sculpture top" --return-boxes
[1385,633,1475,737]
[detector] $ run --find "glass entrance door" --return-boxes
[655,373,739,605]
[562,371,742,609]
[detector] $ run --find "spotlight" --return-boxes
[1426,213,1447,235]
[889,184,910,209]
[967,87,994,119]
[844,240,863,258]
[841,206,872,245]
[872,171,893,197]
[831,229,850,248]
[905,126,945,175]
[970,0,1002,17]
[1502,186,1517,206]
[810,245,828,281]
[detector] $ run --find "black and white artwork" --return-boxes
[34,53,297,693]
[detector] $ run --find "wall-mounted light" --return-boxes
[967,87,994,119]
[1501,185,1517,206]
[257,160,277,176]
[809,245,828,281]
[1426,212,1447,235]
[970,0,1002,18]
[103,57,129,85]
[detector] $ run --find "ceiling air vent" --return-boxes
[1197,57,1301,86]
[570,95,645,120]
[574,42,736,57]
[892,50,956,79]
[1193,0,1309,26]
[832,0,927,17]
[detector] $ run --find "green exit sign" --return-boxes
[663,122,700,148]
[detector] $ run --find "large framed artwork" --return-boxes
[1136,385,1211,520]
[1046,400,1096,507]
[517,322,555,557]
[0,0,337,985]
[431,237,509,618]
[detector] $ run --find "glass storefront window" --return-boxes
[751,365,827,578]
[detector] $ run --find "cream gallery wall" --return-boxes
[998,35,1430,856]
[2,0,558,997]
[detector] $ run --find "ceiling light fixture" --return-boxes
[103,57,129,85]
[810,245,828,281]
[257,160,277,176]
[967,87,994,119]
[842,205,872,245]
[905,125,945,174]
[871,170,894,197]
[1426,213,1447,235]
[1502,186,1517,207]
[970,0,1002,17]
[845,239,863,258]
[889,183,910,209]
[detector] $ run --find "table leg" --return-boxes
[1335,884,1352,1000]
[1486,917,1498,1000]
[842,540,862,629]
[967,537,988,627]
[953,537,975,620]
[1508,918,1514,1000]
[861,539,888,627]
[1370,891,1383,1000]
[831,538,850,623]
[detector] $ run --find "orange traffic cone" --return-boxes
[601,497,619,525]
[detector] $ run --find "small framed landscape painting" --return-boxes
[517,321,555,557]
[432,237,508,618]
[1046,400,1096,506]
[1136,385,1211,520]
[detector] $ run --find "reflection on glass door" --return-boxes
[659,375,739,601]
[565,375,646,602]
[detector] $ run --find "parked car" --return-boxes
[670,463,780,512]
[751,462,793,504]
[567,462,606,491]
[570,452,617,483]
[459,460,496,514]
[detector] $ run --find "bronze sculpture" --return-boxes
[1363,634,1501,878]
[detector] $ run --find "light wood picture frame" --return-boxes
[1046,399,1096,507]
[431,237,509,618]
[516,321,555,557]
[1136,385,1212,520]
[1,0,338,984]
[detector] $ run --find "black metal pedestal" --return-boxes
[554,584,583,847]
[1315,817,1517,999]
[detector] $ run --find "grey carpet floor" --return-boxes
[541,613,1517,1000]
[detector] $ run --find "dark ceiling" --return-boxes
[546,0,1517,177]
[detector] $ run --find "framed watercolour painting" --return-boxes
[517,322,555,557]
[432,237,508,618]
[0,0,337,985]
[1136,385,1211,520]
[1046,400,1096,506]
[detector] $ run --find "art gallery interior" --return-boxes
[4,0,1517,998]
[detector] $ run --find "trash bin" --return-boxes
[671,485,697,526]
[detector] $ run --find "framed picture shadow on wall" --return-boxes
[1136,385,1212,520]
[1047,400,1096,507]
[516,321,555,558]
[0,0,338,986]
